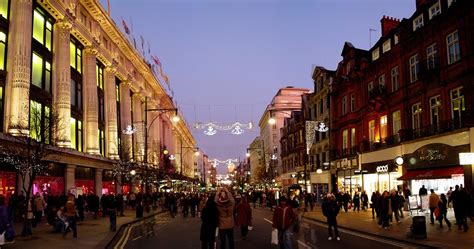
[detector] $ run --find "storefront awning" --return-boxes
[398,166,464,181]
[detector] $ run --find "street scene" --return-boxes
[0,0,473,248]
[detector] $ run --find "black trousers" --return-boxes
[327,217,339,238]
[219,228,235,249]
[240,225,248,237]
[201,240,215,249]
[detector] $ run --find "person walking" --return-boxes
[272,196,296,249]
[437,194,451,229]
[200,196,219,249]
[429,189,440,224]
[215,187,235,249]
[63,195,77,238]
[342,192,350,213]
[352,192,360,212]
[398,191,405,218]
[33,193,45,227]
[451,185,469,231]
[370,192,378,219]
[419,185,428,211]
[380,191,390,229]
[107,194,117,231]
[361,191,368,211]
[322,193,340,241]
[235,195,252,240]
[390,190,401,224]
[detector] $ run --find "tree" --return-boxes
[0,103,61,236]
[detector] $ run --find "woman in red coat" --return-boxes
[235,194,252,240]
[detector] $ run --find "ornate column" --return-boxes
[65,165,76,195]
[95,168,103,197]
[83,47,99,154]
[132,93,144,162]
[120,82,132,160]
[5,0,33,134]
[105,67,118,159]
[53,18,73,147]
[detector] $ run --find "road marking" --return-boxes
[131,235,142,241]
[264,218,273,224]
[303,218,414,248]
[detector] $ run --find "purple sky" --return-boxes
[103,0,414,173]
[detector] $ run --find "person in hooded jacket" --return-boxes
[200,196,219,249]
[215,187,235,249]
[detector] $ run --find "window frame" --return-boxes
[391,66,399,92]
[426,43,438,70]
[382,40,391,53]
[409,54,419,83]
[446,30,460,65]
[429,95,441,127]
[413,14,424,31]
[372,48,380,61]
[412,103,422,131]
[429,0,441,20]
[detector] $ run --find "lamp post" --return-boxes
[124,97,180,194]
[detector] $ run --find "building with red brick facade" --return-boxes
[331,0,474,195]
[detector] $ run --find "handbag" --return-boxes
[271,228,278,245]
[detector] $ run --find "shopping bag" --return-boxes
[0,231,5,246]
[248,225,253,231]
[271,228,278,245]
[434,207,440,219]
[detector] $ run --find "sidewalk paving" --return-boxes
[5,208,164,249]
[302,207,474,249]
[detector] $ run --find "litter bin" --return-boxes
[412,216,427,239]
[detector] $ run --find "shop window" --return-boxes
[430,95,441,129]
[33,8,52,51]
[0,31,6,70]
[392,110,401,142]
[450,87,465,126]
[391,66,399,92]
[426,43,438,70]
[380,115,387,142]
[412,103,422,135]
[409,54,419,83]
[447,31,460,65]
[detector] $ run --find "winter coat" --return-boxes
[390,194,400,210]
[272,205,295,230]
[200,201,219,241]
[235,200,252,227]
[214,190,235,229]
[322,199,340,218]
[429,193,440,208]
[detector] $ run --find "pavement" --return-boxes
[301,206,474,249]
[4,208,164,249]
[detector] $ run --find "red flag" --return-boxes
[151,54,162,68]
[121,17,130,34]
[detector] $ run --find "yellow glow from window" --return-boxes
[0,32,5,70]
[70,117,77,149]
[0,0,8,19]
[33,10,45,44]
[32,53,43,88]
[70,41,76,68]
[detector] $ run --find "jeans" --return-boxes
[278,228,292,249]
[327,217,339,238]
[64,216,77,238]
[438,211,451,228]
[219,228,234,249]
[109,210,117,231]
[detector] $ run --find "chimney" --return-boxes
[416,0,427,9]
[380,15,400,37]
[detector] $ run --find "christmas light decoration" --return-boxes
[194,122,253,136]
[210,158,238,167]
[316,122,329,132]
[122,125,137,135]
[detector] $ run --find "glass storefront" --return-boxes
[362,172,402,195]
[33,176,65,195]
[0,171,16,198]
[410,176,464,195]
[75,166,95,195]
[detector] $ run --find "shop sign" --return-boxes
[406,144,469,169]
[376,165,389,173]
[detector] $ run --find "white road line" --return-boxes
[303,218,412,248]
[264,218,273,224]
[131,235,143,241]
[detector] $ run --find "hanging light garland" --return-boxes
[210,158,239,167]
[194,122,253,136]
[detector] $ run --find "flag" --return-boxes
[151,54,162,68]
[121,17,130,34]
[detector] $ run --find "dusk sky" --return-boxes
[103,0,414,173]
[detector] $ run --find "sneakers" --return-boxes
[328,237,332,241]
[336,237,341,241]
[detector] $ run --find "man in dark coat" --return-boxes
[451,185,469,231]
[200,196,219,249]
[322,193,340,241]
[342,192,350,212]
